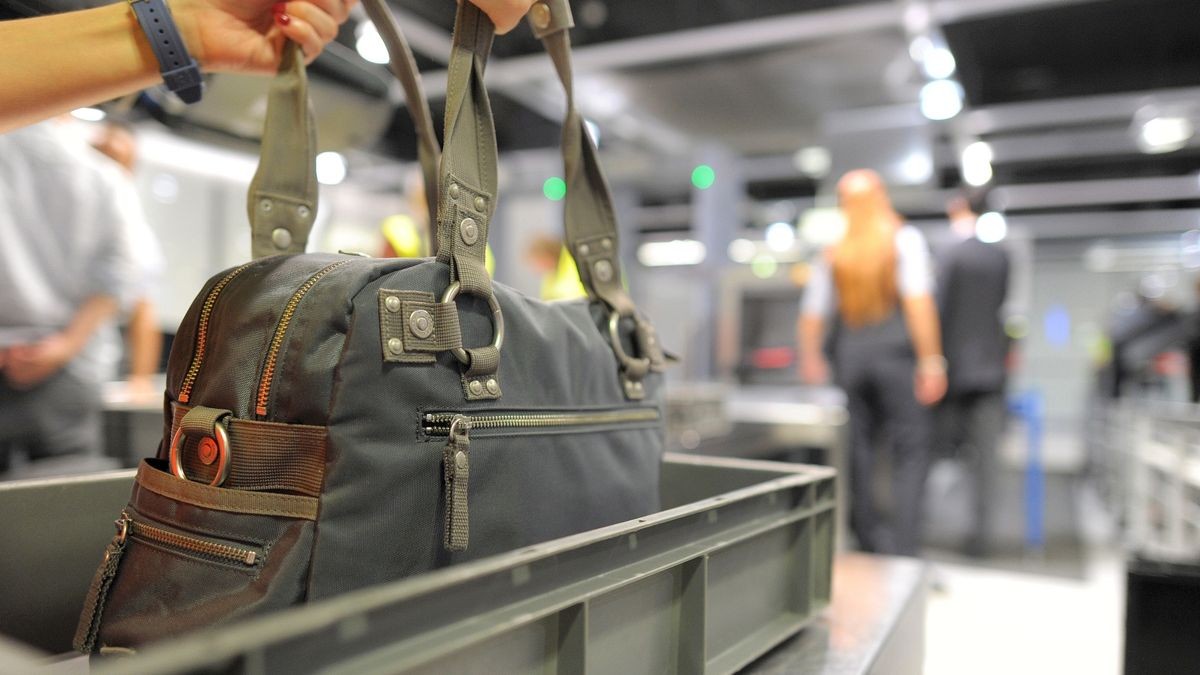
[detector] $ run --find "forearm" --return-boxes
[63,295,120,355]
[799,315,824,360]
[0,4,160,134]
[901,294,943,363]
[126,299,163,380]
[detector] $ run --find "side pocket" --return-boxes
[74,459,319,653]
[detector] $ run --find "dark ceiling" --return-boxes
[947,0,1200,106]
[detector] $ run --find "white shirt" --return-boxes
[0,122,143,382]
[801,225,935,319]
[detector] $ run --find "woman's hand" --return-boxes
[800,352,829,386]
[468,0,537,34]
[913,358,948,406]
[172,0,356,71]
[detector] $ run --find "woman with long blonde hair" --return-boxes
[799,169,946,555]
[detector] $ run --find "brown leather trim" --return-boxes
[136,461,319,520]
[169,404,327,497]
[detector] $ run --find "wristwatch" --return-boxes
[128,0,204,104]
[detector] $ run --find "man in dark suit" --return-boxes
[935,191,1011,557]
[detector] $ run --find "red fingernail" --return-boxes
[276,12,291,25]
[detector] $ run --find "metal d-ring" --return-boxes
[607,310,652,374]
[441,281,505,366]
[168,420,232,487]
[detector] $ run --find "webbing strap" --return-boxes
[248,41,317,259]
[170,406,327,497]
[361,0,440,228]
[437,1,497,300]
[529,0,636,317]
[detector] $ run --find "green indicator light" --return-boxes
[691,164,716,190]
[543,177,567,201]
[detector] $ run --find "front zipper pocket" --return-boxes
[424,408,661,553]
[422,407,662,437]
[73,511,263,653]
[127,516,261,568]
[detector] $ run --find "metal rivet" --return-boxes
[531,2,551,29]
[601,238,613,250]
[271,227,292,249]
[387,337,403,354]
[297,205,311,218]
[384,295,401,313]
[460,217,479,245]
[474,196,486,211]
[448,183,461,199]
[198,438,218,465]
[486,378,499,395]
[455,451,468,470]
[409,309,434,339]
[578,243,590,256]
[469,380,484,396]
[594,259,614,283]
[259,199,272,212]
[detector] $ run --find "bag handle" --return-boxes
[361,0,441,229]
[248,41,318,259]
[528,0,666,397]
[248,4,444,258]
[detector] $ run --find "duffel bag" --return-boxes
[75,0,667,653]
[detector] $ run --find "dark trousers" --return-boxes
[838,352,930,556]
[935,390,1006,555]
[0,368,102,472]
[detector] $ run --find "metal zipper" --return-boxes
[178,262,255,404]
[128,515,258,566]
[254,260,353,416]
[423,408,661,436]
[74,513,133,653]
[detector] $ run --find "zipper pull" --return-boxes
[442,415,471,552]
[73,512,132,653]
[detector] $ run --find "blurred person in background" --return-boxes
[799,169,946,556]
[935,191,1011,557]
[0,120,141,475]
[525,235,586,301]
[91,120,166,401]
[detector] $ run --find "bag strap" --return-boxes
[361,0,441,228]
[248,42,318,259]
[248,8,443,258]
[433,1,505,388]
[529,0,666,397]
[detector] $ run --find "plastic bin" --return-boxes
[0,453,836,674]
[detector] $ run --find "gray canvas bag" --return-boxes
[74,0,667,653]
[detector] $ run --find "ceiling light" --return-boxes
[637,239,706,267]
[316,152,347,185]
[919,80,964,121]
[728,238,757,263]
[765,222,796,252]
[976,211,1007,243]
[1137,117,1193,154]
[922,46,957,79]
[800,208,847,246]
[793,146,832,178]
[898,151,933,185]
[961,141,994,187]
[355,22,389,65]
[70,107,106,122]
[908,35,932,63]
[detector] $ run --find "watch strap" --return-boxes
[129,0,204,104]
